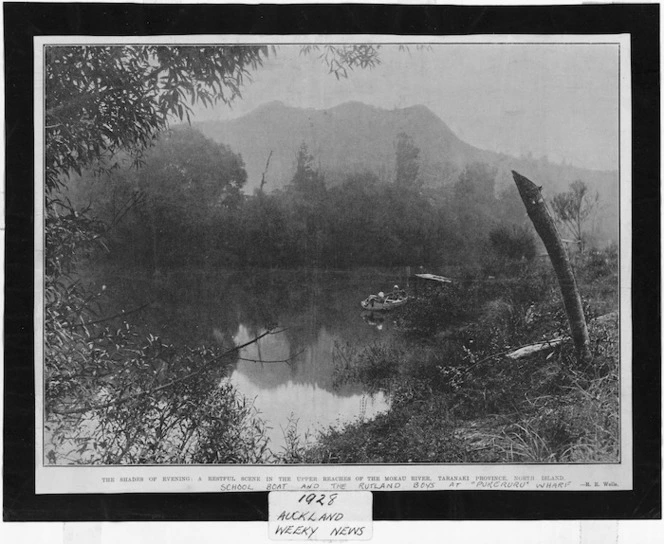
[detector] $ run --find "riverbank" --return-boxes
[48,256,618,464]
[294,256,620,464]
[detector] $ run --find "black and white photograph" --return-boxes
[35,34,632,493]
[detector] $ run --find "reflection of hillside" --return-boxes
[233,324,364,396]
[92,266,403,389]
[88,266,396,450]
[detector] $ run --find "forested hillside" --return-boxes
[67,126,549,271]
[195,101,618,244]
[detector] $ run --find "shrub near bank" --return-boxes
[302,262,619,464]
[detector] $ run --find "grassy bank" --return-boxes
[296,254,620,464]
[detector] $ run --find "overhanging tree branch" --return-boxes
[50,328,287,415]
[65,302,151,330]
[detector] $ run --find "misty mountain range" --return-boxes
[194,100,618,242]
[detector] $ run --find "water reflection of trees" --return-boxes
[234,269,395,393]
[48,267,396,464]
[94,267,399,394]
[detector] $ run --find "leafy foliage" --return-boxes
[551,180,600,253]
[299,45,381,79]
[483,224,537,276]
[45,45,269,192]
[450,162,501,264]
[577,243,619,283]
[394,132,421,189]
[70,127,248,270]
[89,137,532,270]
[44,44,386,464]
[289,143,327,198]
[45,325,271,464]
[44,263,272,464]
[488,225,537,262]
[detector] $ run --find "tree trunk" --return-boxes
[512,171,592,364]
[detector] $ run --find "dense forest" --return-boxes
[67,126,539,272]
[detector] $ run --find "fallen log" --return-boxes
[505,338,566,360]
[503,310,617,361]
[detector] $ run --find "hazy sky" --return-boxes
[192,43,620,171]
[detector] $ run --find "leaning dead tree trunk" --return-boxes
[512,171,592,364]
[259,150,273,194]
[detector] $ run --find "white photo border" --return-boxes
[34,33,633,495]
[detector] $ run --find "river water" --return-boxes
[90,266,413,451]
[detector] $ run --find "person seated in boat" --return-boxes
[365,292,385,308]
[392,285,406,298]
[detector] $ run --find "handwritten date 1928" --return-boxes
[298,492,338,507]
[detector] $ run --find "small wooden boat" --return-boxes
[361,293,408,311]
